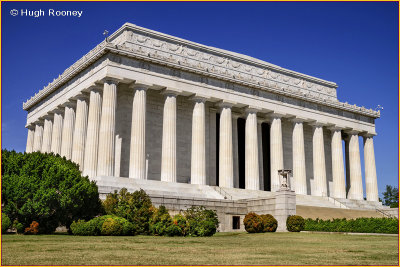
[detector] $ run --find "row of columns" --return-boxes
[25,80,379,202]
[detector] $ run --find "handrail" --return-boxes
[326,197,349,209]
[376,208,395,218]
[213,186,233,200]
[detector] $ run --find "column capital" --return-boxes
[362,132,377,138]
[216,99,236,109]
[42,114,53,121]
[189,94,210,103]
[288,116,309,124]
[35,120,44,126]
[25,123,35,130]
[244,105,262,115]
[82,83,103,94]
[162,87,182,97]
[62,102,76,109]
[49,107,64,115]
[129,81,152,91]
[267,112,286,119]
[72,93,89,101]
[344,129,361,136]
[327,125,344,132]
[309,120,327,128]
[101,75,124,85]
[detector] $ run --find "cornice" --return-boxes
[22,23,380,119]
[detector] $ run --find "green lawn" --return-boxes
[2,232,398,265]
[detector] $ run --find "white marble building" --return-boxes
[23,23,383,229]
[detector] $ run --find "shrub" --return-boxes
[286,215,305,232]
[71,215,135,236]
[2,213,11,233]
[103,188,153,234]
[260,214,278,232]
[184,206,219,237]
[101,218,124,236]
[304,217,398,234]
[171,214,189,236]
[149,206,171,236]
[70,219,98,236]
[1,150,103,233]
[24,221,39,234]
[243,212,264,233]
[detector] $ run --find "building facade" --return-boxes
[23,23,380,209]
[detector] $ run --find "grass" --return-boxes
[2,232,398,265]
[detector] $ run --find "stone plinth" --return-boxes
[274,189,296,232]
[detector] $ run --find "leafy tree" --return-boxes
[1,150,103,233]
[382,185,399,208]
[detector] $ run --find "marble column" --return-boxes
[363,134,379,202]
[71,95,89,171]
[161,91,178,182]
[232,113,240,188]
[257,119,264,191]
[25,125,35,153]
[50,110,63,155]
[270,114,284,192]
[83,88,102,178]
[329,127,346,199]
[129,86,147,180]
[60,104,76,160]
[97,80,118,177]
[190,97,207,185]
[345,139,351,195]
[219,102,234,188]
[347,131,363,200]
[41,116,53,153]
[311,122,327,197]
[291,118,307,195]
[245,108,259,190]
[33,122,44,152]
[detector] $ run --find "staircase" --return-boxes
[94,176,224,200]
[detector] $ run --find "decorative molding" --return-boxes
[22,23,380,119]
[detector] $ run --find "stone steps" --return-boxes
[94,176,225,200]
[213,186,276,200]
[296,194,341,209]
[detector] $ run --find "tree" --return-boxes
[1,150,103,233]
[382,185,399,208]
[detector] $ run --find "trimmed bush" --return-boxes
[103,188,153,234]
[243,212,264,233]
[2,213,11,233]
[71,215,135,236]
[70,219,98,236]
[1,150,103,233]
[184,206,219,237]
[286,215,305,232]
[101,218,124,236]
[244,213,279,233]
[260,214,278,232]
[304,217,398,234]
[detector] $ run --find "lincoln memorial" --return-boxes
[22,23,388,231]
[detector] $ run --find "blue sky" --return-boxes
[2,2,398,197]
